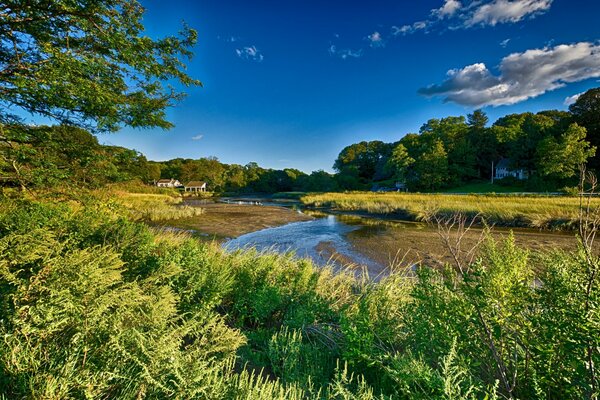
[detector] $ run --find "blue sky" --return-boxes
[101,0,599,172]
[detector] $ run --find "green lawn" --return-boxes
[443,182,523,193]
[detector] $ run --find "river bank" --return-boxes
[301,192,600,230]
[156,197,586,278]
[160,200,312,240]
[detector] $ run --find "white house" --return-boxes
[494,159,528,180]
[184,181,207,192]
[156,178,182,188]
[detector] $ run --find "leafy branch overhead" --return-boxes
[0,0,201,132]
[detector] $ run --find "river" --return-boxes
[218,198,578,276]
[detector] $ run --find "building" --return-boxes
[494,158,528,180]
[184,181,207,192]
[156,178,182,188]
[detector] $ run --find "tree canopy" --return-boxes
[0,0,200,132]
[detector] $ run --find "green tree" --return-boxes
[536,123,596,179]
[334,141,392,183]
[386,143,414,183]
[0,0,200,132]
[468,110,499,179]
[570,87,600,170]
[413,139,448,191]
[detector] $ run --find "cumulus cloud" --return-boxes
[433,0,463,18]
[564,92,584,106]
[419,42,600,107]
[467,0,552,26]
[191,134,204,141]
[235,46,264,62]
[328,44,363,60]
[366,31,385,47]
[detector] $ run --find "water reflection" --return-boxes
[223,215,381,269]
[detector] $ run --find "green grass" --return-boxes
[301,191,600,229]
[443,182,523,193]
[100,189,205,222]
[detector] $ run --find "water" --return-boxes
[223,214,381,269]
[219,198,578,273]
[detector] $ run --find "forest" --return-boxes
[334,96,600,192]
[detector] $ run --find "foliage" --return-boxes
[537,123,596,179]
[335,101,599,192]
[0,124,160,189]
[0,0,200,132]
[570,87,600,170]
[0,192,598,398]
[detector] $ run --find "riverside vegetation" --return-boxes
[1,183,599,399]
[302,192,600,230]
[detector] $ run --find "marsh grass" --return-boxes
[302,192,599,229]
[107,190,205,222]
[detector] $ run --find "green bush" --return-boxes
[1,196,598,399]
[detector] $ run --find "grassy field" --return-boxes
[98,184,205,222]
[443,182,523,193]
[301,192,600,229]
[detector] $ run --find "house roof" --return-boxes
[185,181,206,187]
[157,179,174,183]
[495,158,511,169]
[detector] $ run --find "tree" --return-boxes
[386,143,414,183]
[467,109,488,130]
[334,141,392,183]
[536,123,596,179]
[468,110,498,179]
[570,87,600,170]
[413,139,448,191]
[0,0,200,132]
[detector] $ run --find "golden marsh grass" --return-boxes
[301,192,600,229]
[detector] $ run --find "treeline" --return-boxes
[334,88,600,192]
[1,125,159,189]
[4,87,599,194]
[1,124,339,193]
[155,158,338,193]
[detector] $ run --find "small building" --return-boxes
[185,181,207,192]
[494,158,528,180]
[395,182,408,192]
[156,178,182,188]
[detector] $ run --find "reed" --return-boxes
[301,192,599,229]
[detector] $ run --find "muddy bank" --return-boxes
[346,221,579,270]
[161,202,312,241]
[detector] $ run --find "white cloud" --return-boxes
[500,38,511,47]
[366,31,385,47]
[467,0,552,26]
[328,45,363,60]
[393,0,551,38]
[191,134,204,141]
[419,42,600,107]
[433,0,463,18]
[564,92,584,106]
[392,21,428,36]
[235,45,264,62]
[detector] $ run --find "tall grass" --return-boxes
[301,191,599,229]
[104,190,205,222]
[1,195,597,399]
